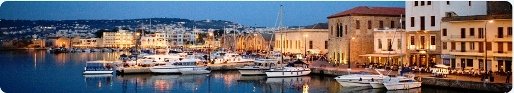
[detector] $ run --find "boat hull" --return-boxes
[384,82,422,90]
[83,71,113,74]
[180,70,211,74]
[265,70,311,77]
[369,82,385,88]
[336,80,373,87]
[150,68,180,74]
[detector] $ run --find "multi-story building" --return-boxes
[141,32,168,49]
[327,6,404,67]
[275,29,329,55]
[440,1,512,72]
[405,1,487,68]
[229,32,274,52]
[72,38,100,48]
[102,29,135,49]
[360,28,407,67]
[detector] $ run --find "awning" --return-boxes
[359,53,404,57]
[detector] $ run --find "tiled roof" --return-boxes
[327,6,405,18]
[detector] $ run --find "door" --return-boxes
[506,60,512,72]
[498,60,504,72]
[451,58,456,69]
[420,16,425,30]
[461,58,466,70]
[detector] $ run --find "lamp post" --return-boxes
[347,37,355,68]
[484,20,493,72]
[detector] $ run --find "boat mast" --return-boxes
[277,5,284,64]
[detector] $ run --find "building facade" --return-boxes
[405,1,487,68]
[141,32,168,49]
[360,28,408,67]
[72,38,100,48]
[102,30,135,49]
[441,15,512,72]
[275,29,329,55]
[327,6,404,67]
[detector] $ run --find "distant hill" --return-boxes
[288,23,328,29]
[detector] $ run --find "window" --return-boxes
[368,20,372,29]
[309,41,313,49]
[325,41,328,49]
[378,20,384,29]
[443,29,447,36]
[391,21,395,28]
[470,42,475,50]
[421,36,425,49]
[443,42,447,49]
[498,42,503,53]
[410,36,415,45]
[447,1,450,5]
[378,39,382,49]
[402,20,405,29]
[478,28,484,38]
[461,28,466,38]
[451,42,456,50]
[479,42,484,53]
[508,27,512,36]
[330,26,333,35]
[415,1,418,6]
[427,1,431,5]
[498,27,504,38]
[387,39,392,51]
[356,20,360,29]
[461,42,466,52]
[410,17,415,27]
[486,42,492,51]
[430,16,435,26]
[345,25,348,35]
[398,39,402,49]
[466,59,473,67]
[431,36,436,45]
[470,28,475,36]
[421,1,425,6]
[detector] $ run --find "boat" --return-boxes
[102,48,113,52]
[237,58,278,75]
[211,52,254,64]
[91,48,101,52]
[370,76,415,89]
[83,48,91,53]
[83,61,114,74]
[265,60,311,77]
[179,67,210,74]
[383,76,421,90]
[334,69,386,87]
[149,57,203,74]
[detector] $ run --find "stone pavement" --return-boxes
[308,60,512,84]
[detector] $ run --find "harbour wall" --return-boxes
[421,77,512,92]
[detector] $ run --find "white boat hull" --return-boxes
[83,71,113,74]
[384,82,422,90]
[369,82,385,88]
[180,70,211,74]
[150,68,180,74]
[336,80,373,87]
[238,69,266,75]
[265,70,311,77]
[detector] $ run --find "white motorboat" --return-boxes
[91,48,101,52]
[83,61,114,74]
[334,69,386,87]
[179,67,210,74]
[265,67,311,77]
[138,54,185,65]
[102,48,113,52]
[383,76,421,90]
[370,76,412,89]
[149,57,203,74]
[211,52,254,64]
[237,58,278,75]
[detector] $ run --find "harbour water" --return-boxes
[0,50,493,93]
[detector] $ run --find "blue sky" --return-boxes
[0,1,404,27]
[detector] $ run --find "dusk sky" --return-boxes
[0,1,405,27]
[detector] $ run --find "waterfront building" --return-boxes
[102,29,135,49]
[405,1,487,68]
[440,2,512,72]
[275,29,329,55]
[141,32,168,49]
[327,6,404,67]
[360,28,407,67]
[28,39,46,48]
[46,37,71,48]
[72,38,100,48]
[228,32,274,52]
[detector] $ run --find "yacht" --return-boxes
[211,52,254,64]
[265,60,311,77]
[370,76,412,89]
[83,61,114,74]
[138,54,184,65]
[149,57,203,74]
[334,69,386,87]
[179,67,210,74]
[237,58,278,75]
[383,76,421,90]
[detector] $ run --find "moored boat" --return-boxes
[83,61,114,74]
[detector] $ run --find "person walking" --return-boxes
[506,71,511,83]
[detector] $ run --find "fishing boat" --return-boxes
[83,61,114,74]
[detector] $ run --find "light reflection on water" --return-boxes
[0,50,490,93]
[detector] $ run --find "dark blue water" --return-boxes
[0,50,487,93]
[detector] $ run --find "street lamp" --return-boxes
[484,20,493,72]
[347,37,355,68]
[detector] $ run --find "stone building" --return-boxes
[360,28,408,67]
[275,29,329,55]
[327,6,404,67]
[222,32,274,52]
